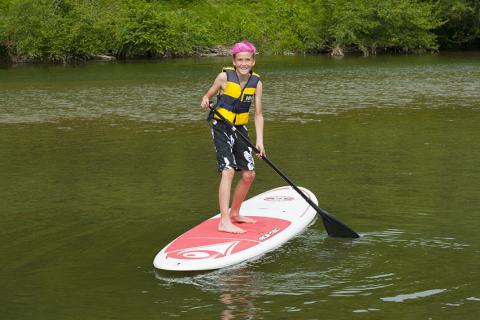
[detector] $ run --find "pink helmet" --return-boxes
[231,40,257,56]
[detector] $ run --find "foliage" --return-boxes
[435,0,480,48]
[0,0,12,58]
[0,0,478,62]
[260,0,319,54]
[6,0,122,61]
[314,0,441,55]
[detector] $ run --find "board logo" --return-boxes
[259,228,279,241]
[167,241,241,260]
[264,196,295,202]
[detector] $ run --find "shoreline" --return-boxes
[2,47,479,66]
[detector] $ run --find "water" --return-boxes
[1,52,479,319]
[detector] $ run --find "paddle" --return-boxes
[208,105,360,238]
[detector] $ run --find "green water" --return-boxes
[1,53,479,319]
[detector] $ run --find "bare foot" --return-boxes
[218,220,246,234]
[231,215,256,223]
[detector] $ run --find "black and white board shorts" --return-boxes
[211,120,255,172]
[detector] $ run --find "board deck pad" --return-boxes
[154,186,318,271]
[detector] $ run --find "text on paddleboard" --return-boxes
[259,228,279,241]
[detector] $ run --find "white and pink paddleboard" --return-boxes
[153,186,318,271]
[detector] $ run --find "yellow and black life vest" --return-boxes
[213,67,260,125]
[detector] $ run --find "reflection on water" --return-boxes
[1,53,480,124]
[154,227,474,317]
[331,283,394,297]
[356,229,471,250]
[0,85,194,124]
[381,288,446,302]
[219,292,256,320]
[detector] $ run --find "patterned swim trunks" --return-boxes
[211,120,255,172]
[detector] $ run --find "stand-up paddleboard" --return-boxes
[153,186,318,271]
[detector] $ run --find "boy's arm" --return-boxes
[254,81,265,157]
[201,72,227,110]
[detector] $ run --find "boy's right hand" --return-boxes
[201,96,211,110]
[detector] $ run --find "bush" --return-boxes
[313,0,441,55]
[1,0,477,62]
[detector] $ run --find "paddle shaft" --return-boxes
[208,105,360,238]
[216,116,326,218]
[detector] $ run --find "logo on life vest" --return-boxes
[243,94,253,102]
[259,228,279,241]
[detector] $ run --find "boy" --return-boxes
[200,40,265,234]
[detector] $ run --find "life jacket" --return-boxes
[213,67,260,125]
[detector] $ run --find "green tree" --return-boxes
[1,0,477,62]
[0,0,12,58]
[436,0,480,48]
[117,1,209,58]
[314,0,441,55]
[260,0,319,54]
[6,0,122,61]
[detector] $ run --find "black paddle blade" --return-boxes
[318,209,360,238]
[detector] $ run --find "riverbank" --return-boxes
[0,45,235,64]
[0,45,448,65]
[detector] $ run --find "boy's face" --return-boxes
[232,52,255,76]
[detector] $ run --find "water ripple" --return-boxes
[155,226,471,303]
[1,56,479,124]
[381,288,446,302]
[357,229,471,250]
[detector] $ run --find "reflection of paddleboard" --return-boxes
[153,186,318,271]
